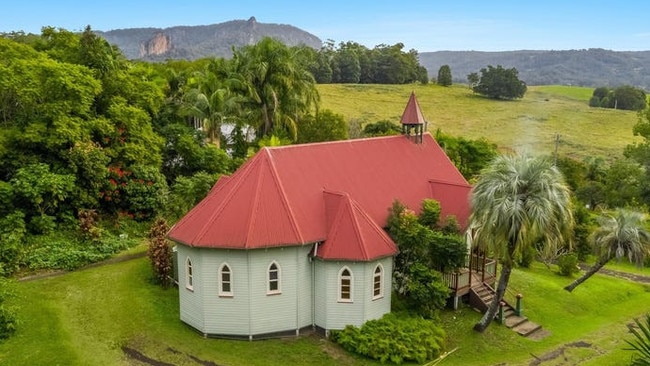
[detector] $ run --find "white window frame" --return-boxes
[219,263,233,297]
[267,261,282,295]
[185,257,194,291]
[372,263,384,300]
[338,266,353,303]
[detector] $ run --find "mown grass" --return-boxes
[0,250,373,366]
[2,253,649,365]
[317,84,641,162]
[441,262,650,365]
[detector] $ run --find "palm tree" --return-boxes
[183,60,243,149]
[625,313,650,365]
[232,37,319,140]
[470,154,573,332]
[564,208,650,292]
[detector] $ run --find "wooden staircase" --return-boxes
[469,282,545,338]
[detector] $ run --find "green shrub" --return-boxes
[418,199,441,229]
[331,313,446,364]
[24,232,137,271]
[29,214,57,235]
[516,245,536,268]
[440,215,461,235]
[0,279,18,339]
[557,253,580,276]
[0,211,27,275]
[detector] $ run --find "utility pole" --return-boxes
[554,133,561,166]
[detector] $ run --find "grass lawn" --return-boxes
[1,252,649,366]
[440,262,650,365]
[317,84,641,162]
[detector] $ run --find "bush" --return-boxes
[0,211,27,275]
[516,245,536,268]
[0,279,18,339]
[331,313,446,364]
[418,199,441,229]
[24,232,137,271]
[399,263,450,319]
[557,253,580,276]
[147,218,173,287]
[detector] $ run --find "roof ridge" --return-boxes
[339,193,368,260]
[192,153,265,245]
[349,197,396,258]
[263,148,306,244]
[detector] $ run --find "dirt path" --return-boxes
[578,263,650,284]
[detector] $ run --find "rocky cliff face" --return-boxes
[139,32,172,57]
[96,17,322,61]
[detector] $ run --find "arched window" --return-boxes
[267,261,281,294]
[185,257,193,291]
[219,263,232,297]
[373,264,384,299]
[338,267,353,302]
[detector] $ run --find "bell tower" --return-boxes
[400,91,427,143]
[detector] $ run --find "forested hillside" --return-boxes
[90,18,650,90]
[419,49,650,90]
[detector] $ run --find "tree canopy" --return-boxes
[469,154,573,332]
[437,65,452,86]
[472,65,527,100]
[589,85,646,111]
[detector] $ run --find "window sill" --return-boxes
[266,291,282,296]
[186,286,194,292]
[372,295,384,301]
[219,294,233,298]
[337,299,353,303]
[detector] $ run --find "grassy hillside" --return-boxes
[317,84,641,162]
[3,251,649,365]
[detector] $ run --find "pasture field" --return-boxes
[317,84,642,162]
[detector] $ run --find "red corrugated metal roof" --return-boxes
[400,91,426,125]
[168,132,471,260]
[319,191,398,261]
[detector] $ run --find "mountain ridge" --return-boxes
[95,16,322,61]
[96,19,650,90]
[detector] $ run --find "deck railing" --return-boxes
[445,255,497,295]
[443,268,470,294]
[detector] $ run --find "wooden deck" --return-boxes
[443,255,497,298]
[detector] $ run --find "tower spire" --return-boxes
[400,91,427,143]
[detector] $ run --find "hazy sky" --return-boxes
[3,0,649,52]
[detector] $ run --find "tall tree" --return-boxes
[470,154,573,332]
[183,59,242,149]
[232,37,319,140]
[472,65,527,100]
[437,65,452,86]
[467,72,479,89]
[625,105,650,207]
[564,209,650,292]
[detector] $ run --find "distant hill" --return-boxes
[96,18,650,90]
[95,16,322,61]
[419,49,650,90]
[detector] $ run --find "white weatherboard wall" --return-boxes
[247,246,313,335]
[177,244,314,337]
[314,257,392,331]
[177,245,205,332]
[200,249,251,336]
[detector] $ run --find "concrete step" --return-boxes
[512,320,542,337]
[503,314,528,328]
